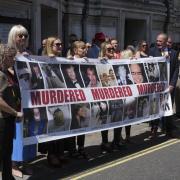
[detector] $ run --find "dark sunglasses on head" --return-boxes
[18,34,28,39]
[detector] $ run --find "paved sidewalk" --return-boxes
[1,118,180,180]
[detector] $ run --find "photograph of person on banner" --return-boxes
[149,94,159,115]
[90,101,109,127]
[96,65,117,87]
[80,65,101,87]
[40,64,66,89]
[129,63,147,84]
[123,97,137,121]
[160,93,170,112]
[29,62,44,89]
[108,99,123,123]
[158,62,168,81]
[70,103,90,130]
[23,107,47,137]
[144,62,160,82]
[47,105,71,133]
[137,96,149,118]
[16,61,32,90]
[113,65,133,85]
[61,64,84,88]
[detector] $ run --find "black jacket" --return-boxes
[149,46,179,87]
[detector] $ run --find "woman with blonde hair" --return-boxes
[8,25,32,178]
[71,40,87,58]
[41,36,68,167]
[135,40,149,58]
[8,24,29,55]
[45,37,62,57]
[99,42,114,59]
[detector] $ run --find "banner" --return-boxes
[15,55,172,145]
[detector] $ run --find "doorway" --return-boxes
[124,18,147,48]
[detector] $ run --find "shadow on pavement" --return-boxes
[26,118,180,180]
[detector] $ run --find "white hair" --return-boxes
[7,24,29,50]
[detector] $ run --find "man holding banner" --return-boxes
[149,33,179,137]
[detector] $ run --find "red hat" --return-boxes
[94,32,105,41]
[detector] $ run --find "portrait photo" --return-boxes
[96,65,117,87]
[108,99,124,123]
[16,61,32,90]
[47,105,71,133]
[61,64,84,88]
[40,64,66,89]
[160,93,170,112]
[70,103,90,130]
[113,65,133,85]
[80,65,101,87]
[90,101,109,127]
[137,96,149,118]
[23,107,48,137]
[123,97,137,121]
[29,62,44,89]
[129,63,148,84]
[149,94,159,115]
[144,62,160,82]
[158,62,167,81]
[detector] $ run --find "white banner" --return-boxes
[15,55,172,145]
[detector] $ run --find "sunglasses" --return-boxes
[18,34,28,39]
[107,48,114,52]
[142,44,147,47]
[53,43,63,47]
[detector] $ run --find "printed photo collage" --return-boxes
[15,61,169,137]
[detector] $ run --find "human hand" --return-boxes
[169,85,174,93]
[16,112,23,118]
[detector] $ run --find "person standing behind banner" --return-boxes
[7,24,33,178]
[135,40,149,58]
[41,36,68,167]
[149,33,179,138]
[65,40,90,159]
[0,44,23,180]
[110,38,121,59]
[98,42,125,152]
[87,32,105,58]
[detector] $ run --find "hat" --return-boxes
[94,32,105,41]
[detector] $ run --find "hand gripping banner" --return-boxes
[14,55,172,145]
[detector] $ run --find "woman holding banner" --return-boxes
[66,40,90,159]
[0,44,23,180]
[42,36,68,167]
[7,24,34,178]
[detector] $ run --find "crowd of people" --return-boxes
[0,24,179,180]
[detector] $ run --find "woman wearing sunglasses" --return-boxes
[7,25,34,178]
[135,40,149,58]
[41,36,68,167]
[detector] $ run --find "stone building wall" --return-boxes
[0,0,179,52]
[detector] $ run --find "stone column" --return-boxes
[32,0,41,54]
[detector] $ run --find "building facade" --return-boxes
[0,0,179,52]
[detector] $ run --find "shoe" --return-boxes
[69,149,80,158]
[101,143,112,153]
[12,167,23,178]
[112,142,127,151]
[47,154,62,168]
[59,156,69,164]
[78,147,91,160]
[22,166,33,175]
[166,132,176,138]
